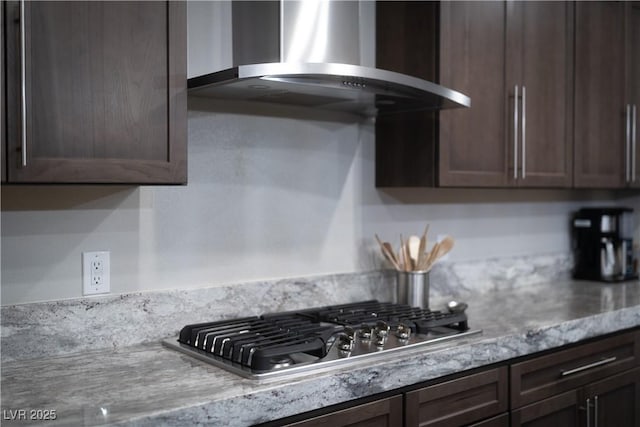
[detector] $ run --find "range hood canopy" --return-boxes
[187,1,470,117]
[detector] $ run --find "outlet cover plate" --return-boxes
[82,251,110,295]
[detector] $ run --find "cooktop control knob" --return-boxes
[396,323,411,340]
[337,333,354,351]
[374,321,389,347]
[358,324,372,339]
[343,326,355,340]
[375,320,390,337]
[374,335,385,347]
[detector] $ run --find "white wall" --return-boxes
[1,101,635,305]
[2,1,637,305]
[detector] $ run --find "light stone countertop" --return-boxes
[2,279,640,427]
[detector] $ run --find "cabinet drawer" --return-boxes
[405,366,508,427]
[511,330,640,408]
[282,395,402,427]
[511,390,580,427]
[469,413,509,427]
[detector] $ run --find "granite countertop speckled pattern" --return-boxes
[2,279,640,427]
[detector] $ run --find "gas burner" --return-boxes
[270,356,294,369]
[163,300,481,379]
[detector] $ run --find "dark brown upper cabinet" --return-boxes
[376,1,573,188]
[504,1,574,188]
[438,1,509,187]
[4,1,187,184]
[1,3,6,183]
[441,0,574,188]
[628,2,640,188]
[574,2,627,189]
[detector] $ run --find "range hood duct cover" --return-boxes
[187,1,470,117]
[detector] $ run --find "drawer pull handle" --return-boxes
[560,356,617,377]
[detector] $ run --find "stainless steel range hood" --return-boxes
[187,1,470,117]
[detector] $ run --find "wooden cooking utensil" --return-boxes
[425,236,455,271]
[375,234,401,270]
[417,224,429,270]
[400,234,410,271]
[382,241,400,270]
[408,235,420,270]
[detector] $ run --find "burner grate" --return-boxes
[311,301,469,333]
[178,313,337,370]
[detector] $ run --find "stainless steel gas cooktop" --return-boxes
[163,300,481,380]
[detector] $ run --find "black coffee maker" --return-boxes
[572,207,637,282]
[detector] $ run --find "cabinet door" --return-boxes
[507,1,573,187]
[1,2,5,183]
[511,390,581,427]
[584,367,640,427]
[510,330,640,408]
[629,2,640,187]
[5,1,187,184]
[405,367,508,427]
[469,413,509,427]
[282,395,403,427]
[439,1,509,187]
[574,1,626,188]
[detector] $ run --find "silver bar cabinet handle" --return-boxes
[586,398,591,427]
[627,104,632,183]
[633,105,637,182]
[594,395,599,427]
[20,0,27,167]
[514,85,519,180]
[521,85,526,180]
[560,356,617,377]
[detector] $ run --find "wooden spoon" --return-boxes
[407,235,420,271]
[382,241,401,270]
[375,234,401,270]
[424,241,440,271]
[417,224,430,270]
[400,234,411,272]
[426,236,455,270]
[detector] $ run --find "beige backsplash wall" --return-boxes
[4,1,637,305]
[1,108,635,305]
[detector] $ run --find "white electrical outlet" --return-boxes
[83,251,110,295]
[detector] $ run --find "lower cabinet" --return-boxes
[281,395,403,427]
[511,390,580,427]
[277,367,508,427]
[405,367,508,427]
[511,369,640,427]
[584,368,640,427]
[470,414,510,427]
[268,329,639,427]
[511,330,640,427]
